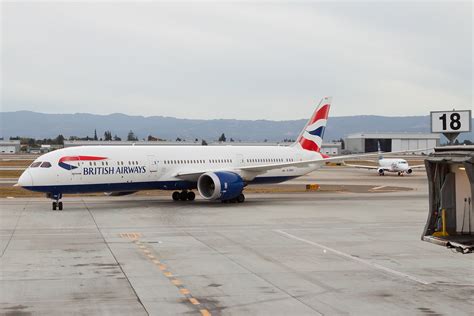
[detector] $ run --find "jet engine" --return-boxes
[197,171,244,201]
[378,168,385,175]
[406,168,413,174]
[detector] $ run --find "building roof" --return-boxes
[0,140,21,145]
[346,133,440,139]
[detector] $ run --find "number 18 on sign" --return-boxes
[430,110,472,144]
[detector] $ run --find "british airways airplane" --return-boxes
[16,97,362,210]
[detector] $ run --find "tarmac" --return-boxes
[1,167,473,315]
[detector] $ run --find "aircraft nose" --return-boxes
[16,170,33,187]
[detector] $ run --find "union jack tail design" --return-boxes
[293,97,331,152]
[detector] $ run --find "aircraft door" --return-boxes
[235,154,244,166]
[147,155,158,173]
[69,156,82,182]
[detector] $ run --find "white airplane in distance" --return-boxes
[17,97,380,210]
[344,142,425,176]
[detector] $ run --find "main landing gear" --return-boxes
[172,190,196,202]
[222,193,245,204]
[48,193,63,211]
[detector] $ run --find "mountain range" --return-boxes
[1,111,472,142]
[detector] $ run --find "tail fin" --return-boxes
[292,96,332,152]
[377,141,383,160]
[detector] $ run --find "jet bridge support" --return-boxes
[422,146,474,253]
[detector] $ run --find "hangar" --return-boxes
[345,133,439,154]
[0,140,21,154]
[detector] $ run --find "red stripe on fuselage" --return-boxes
[59,156,107,163]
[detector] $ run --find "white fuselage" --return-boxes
[18,145,322,194]
[378,158,411,173]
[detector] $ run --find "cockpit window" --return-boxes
[30,162,41,168]
[40,162,52,168]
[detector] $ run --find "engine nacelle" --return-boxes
[105,191,138,196]
[197,171,244,201]
[378,168,385,175]
[406,168,413,174]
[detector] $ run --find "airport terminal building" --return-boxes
[345,133,440,154]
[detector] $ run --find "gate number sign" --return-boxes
[430,110,471,133]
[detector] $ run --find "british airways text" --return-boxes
[83,166,146,175]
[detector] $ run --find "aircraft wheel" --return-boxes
[172,191,180,201]
[58,202,63,210]
[52,202,57,210]
[237,194,245,203]
[187,191,195,201]
[179,191,188,201]
[398,172,401,176]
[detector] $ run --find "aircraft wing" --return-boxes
[175,151,396,181]
[343,163,379,170]
[409,164,426,169]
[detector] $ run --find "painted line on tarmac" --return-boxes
[275,229,430,285]
[120,232,212,315]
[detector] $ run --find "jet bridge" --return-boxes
[422,146,474,253]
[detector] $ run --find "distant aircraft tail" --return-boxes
[292,97,331,152]
[377,141,383,160]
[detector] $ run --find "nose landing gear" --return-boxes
[48,193,63,211]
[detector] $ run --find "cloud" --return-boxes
[1,1,472,119]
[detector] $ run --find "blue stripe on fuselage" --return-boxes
[21,176,298,194]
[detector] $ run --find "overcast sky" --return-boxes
[1,1,472,120]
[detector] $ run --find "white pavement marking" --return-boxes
[371,185,387,190]
[275,229,430,285]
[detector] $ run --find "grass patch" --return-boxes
[0,186,44,197]
[0,160,33,167]
[0,170,23,178]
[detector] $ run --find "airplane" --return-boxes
[16,97,382,210]
[344,142,425,176]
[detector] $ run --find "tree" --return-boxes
[55,134,65,145]
[127,130,138,141]
[176,137,182,142]
[338,138,345,150]
[201,139,208,146]
[93,129,98,141]
[230,138,234,142]
[104,130,113,141]
[148,135,159,141]
[218,133,226,142]
[113,134,121,141]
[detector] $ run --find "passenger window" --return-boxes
[30,162,41,168]
[40,162,52,168]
